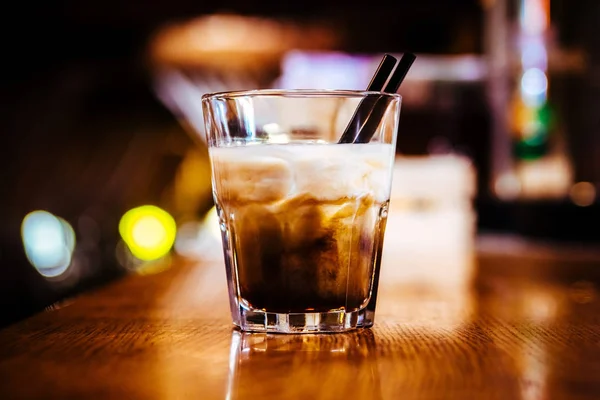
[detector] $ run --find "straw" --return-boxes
[383,52,416,94]
[337,54,398,144]
[339,52,416,144]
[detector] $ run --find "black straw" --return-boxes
[337,54,398,144]
[338,52,416,144]
[383,52,416,93]
[365,54,398,91]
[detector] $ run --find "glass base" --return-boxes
[233,305,375,333]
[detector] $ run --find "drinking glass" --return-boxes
[202,89,401,333]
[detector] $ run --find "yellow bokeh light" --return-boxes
[119,205,177,261]
[132,216,167,248]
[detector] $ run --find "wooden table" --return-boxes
[1,237,600,399]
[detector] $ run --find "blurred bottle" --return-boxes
[486,0,580,201]
[482,0,599,241]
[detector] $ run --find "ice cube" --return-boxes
[211,151,293,204]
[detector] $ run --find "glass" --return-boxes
[202,89,401,333]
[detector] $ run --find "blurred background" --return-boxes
[1,0,599,327]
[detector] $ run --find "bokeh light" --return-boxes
[21,210,76,278]
[520,67,548,105]
[174,206,222,261]
[570,182,596,207]
[203,205,221,240]
[119,205,177,261]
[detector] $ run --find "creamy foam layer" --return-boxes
[210,143,394,204]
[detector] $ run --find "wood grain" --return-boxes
[1,244,600,399]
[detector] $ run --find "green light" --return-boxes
[536,103,552,127]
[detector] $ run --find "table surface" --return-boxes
[2,237,600,400]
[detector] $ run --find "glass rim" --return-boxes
[201,89,402,101]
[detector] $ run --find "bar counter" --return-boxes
[1,235,600,399]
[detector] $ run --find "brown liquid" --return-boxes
[224,195,387,313]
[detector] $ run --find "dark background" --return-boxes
[1,0,599,327]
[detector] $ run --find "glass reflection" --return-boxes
[226,330,382,400]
